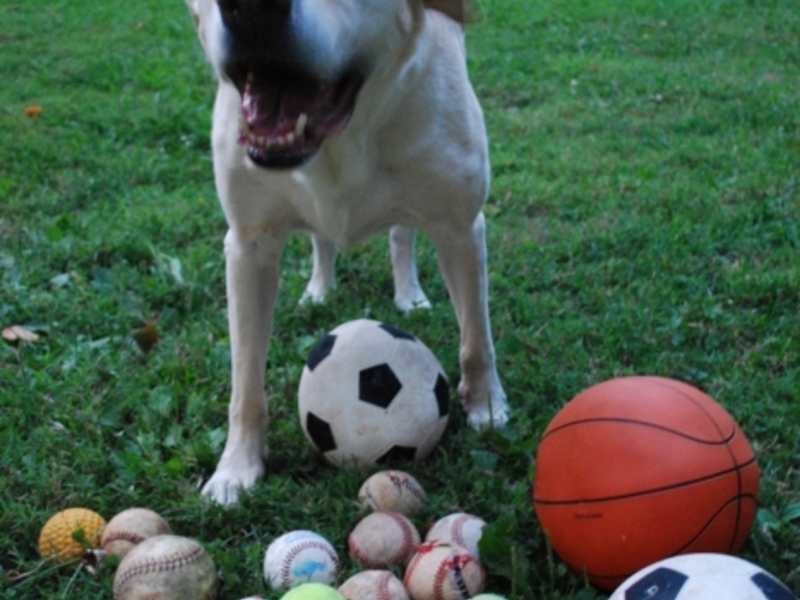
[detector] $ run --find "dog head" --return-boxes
[185,0,468,169]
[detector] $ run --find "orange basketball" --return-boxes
[532,376,759,591]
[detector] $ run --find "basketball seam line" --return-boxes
[534,456,758,505]
[541,417,736,445]
[617,378,751,555]
[655,381,743,552]
[586,492,759,582]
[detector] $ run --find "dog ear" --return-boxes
[423,0,480,23]
[184,0,201,27]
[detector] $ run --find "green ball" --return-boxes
[280,583,346,600]
[471,595,509,600]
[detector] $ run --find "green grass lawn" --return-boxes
[1,0,798,598]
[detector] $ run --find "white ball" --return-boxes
[609,553,797,600]
[101,508,172,559]
[263,530,339,590]
[298,320,449,468]
[358,470,427,516]
[424,512,486,562]
[348,511,421,569]
[338,570,410,600]
[113,535,217,600]
[404,541,486,600]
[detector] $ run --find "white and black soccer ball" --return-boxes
[610,553,797,600]
[298,319,450,468]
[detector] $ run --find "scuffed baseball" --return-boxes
[101,508,172,559]
[358,471,427,516]
[264,530,339,590]
[403,541,486,600]
[348,511,420,569]
[338,570,410,600]
[425,512,486,561]
[113,535,217,600]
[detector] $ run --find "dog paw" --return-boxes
[466,401,510,430]
[460,381,509,430]
[299,288,328,306]
[394,289,432,312]
[201,449,268,506]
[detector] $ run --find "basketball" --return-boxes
[532,376,760,591]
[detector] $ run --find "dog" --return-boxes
[183,0,509,505]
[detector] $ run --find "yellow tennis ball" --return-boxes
[38,508,106,563]
[281,583,347,600]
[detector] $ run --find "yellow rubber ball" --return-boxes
[38,508,106,563]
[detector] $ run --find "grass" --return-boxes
[1,0,798,597]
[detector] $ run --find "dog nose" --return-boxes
[217,0,291,22]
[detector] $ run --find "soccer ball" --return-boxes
[609,553,798,600]
[298,319,450,467]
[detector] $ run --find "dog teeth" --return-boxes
[295,113,308,137]
[239,114,251,134]
[240,120,303,150]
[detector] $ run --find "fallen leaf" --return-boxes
[24,106,43,118]
[2,325,40,345]
[132,322,160,354]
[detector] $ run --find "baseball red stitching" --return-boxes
[432,547,480,600]
[102,530,146,548]
[349,512,417,568]
[388,512,418,565]
[113,545,208,598]
[432,550,449,600]
[376,570,394,600]
[389,473,426,504]
[451,514,472,548]
[280,539,338,585]
[403,541,436,593]
[347,531,373,567]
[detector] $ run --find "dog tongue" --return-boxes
[241,77,308,139]
[240,72,355,144]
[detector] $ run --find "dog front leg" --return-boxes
[202,227,286,505]
[300,233,337,305]
[429,212,509,429]
[390,225,431,312]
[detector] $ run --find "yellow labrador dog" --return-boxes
[184,0,509,504]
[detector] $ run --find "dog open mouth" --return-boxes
[236,67,364,169]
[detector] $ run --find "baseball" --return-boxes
[113,534,217,600]
[101,508,172,558]
[38,508,106,564]
[348,511,420,569]
[424,512,486,562]
[264,530,339,590]
[470,595,508,600]
[404,541,486,600]
[358,470,427,516]
[338,570,410,600]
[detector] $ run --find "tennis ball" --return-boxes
[38,508,106,564]
[280,582,347,600]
